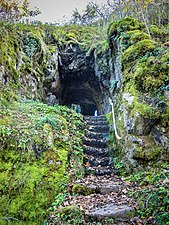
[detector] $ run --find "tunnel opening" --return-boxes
[60,77,101,116]
[55,43,108,116]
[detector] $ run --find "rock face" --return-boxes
[108,18,169,169]
[1,19,168,169]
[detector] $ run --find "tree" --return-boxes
[0,0,41,23]
[70,2,112,26]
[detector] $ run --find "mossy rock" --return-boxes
[0,101,84,224]
[123,45,168,92]
[72,184,95,196]
[121,39,156,70]
[133,146,162,161]
[108,17,142,39]
[121,30,150,51]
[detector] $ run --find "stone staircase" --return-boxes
[49,115,135,224]
[83,115,114,176]
[78,115,135,223]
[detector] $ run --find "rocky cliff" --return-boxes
[108,17,169,171]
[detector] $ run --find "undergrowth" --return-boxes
[0,100,84,224]
[125,163,169,225]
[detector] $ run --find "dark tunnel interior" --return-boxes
[57,44,106,116]
[60,77,101,116]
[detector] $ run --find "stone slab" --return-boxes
[89,204,134,219]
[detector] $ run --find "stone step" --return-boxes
[84,115,106,119]
[83,137,107,148]
[86,120,108,126]
[84,156,113,167]
[84,116,107,123]
[89,204,135,221]
[75,175,126,195]
[83,145,109,157]
[74,182,123,195]
[85,166,114,176]
[85,130,109,140]
[87,125,109,133]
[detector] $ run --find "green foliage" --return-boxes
[23,35,39,58]
[125,164,169,225]
[0,100,84,224]
[108,17,142,39]
[45,193,84,225]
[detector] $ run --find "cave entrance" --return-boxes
[57,44,105,116]
[60,78,101,116]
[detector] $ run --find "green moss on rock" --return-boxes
[121,30,150,51]
[108,17,142,38]
[72,184,94,196]
[121,39,156,70]
[134,145,162,161]
[0,101,84,224]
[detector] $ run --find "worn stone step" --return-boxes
[84,116,107,123]
[85,130,109,140]
[87,125,109,133]
[85,166,114,176]
[75,176,125,195]
[83,145,109,157]
[84,156,113,167]
[89,204,135,221]
[83,137,107,148]
[86,120,108,126]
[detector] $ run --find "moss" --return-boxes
[122,40,168,93]
[160,102,169,127]
[133,54,168,92]
[121,39,156,70]
[134,145,162,161]
[124,83,162,121]
[72,184,94,196]
[0,101,84,224]
[149,25,169,42]
[121,30,150,51]
[108,18,168,95]
[108,17,142,39]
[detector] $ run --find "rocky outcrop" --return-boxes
[108,17,169,170]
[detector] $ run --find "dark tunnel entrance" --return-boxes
[57,44,106,116]
[60,78,101,116]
